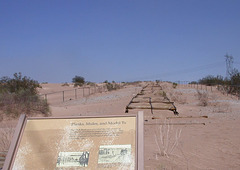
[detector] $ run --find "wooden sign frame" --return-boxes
[3,112,144,170]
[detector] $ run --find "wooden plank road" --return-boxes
[125,83,179,115]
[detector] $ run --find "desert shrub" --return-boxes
[0,73,50,118]
[172,82,178,88]
[228,72,240,95]
[105,82,121,91]
[196,90,208,106]
[162,91,167,97]
[62,82,69,86]
[124,81,142,86]
[103,80,109,83]
[211,102,231,113]
[189,81,198,84]
[169,91,187,104]
[86,81,96,86]
[198,72,240,96]
[72,76,85,87]
[198,75,225,86]
[0,73,40,95]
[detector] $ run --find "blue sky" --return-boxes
[0,0,239,83]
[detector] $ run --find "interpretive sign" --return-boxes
[3,113,144,170]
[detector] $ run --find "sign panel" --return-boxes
[5,114,143,170]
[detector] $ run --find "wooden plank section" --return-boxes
[132,97,172,103]
[138,90,165,96]
[127,103,176,110]
[125,83,179,115]
[136,94,166,98]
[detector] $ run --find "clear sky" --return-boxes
[0,0,240,83]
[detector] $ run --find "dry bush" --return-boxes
[169,91,187,104]
[196,90,208,106]
[0,93,50,118]
[211,102,232,113]
[61,82,69,86]
[105,82,121,91]
[0,125,15,152]
[172,83,178,89]
[154,119,182,159]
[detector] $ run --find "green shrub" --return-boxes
[103,80,109,83]
[0,72,41,95]
[172,83,178,88]
[86,81,96,86]
[106,82,121,91]
[72,76,85,87]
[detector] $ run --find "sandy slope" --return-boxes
[1,82,240,169]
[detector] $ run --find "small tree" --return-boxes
[72,76,85,87]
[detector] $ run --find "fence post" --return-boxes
[83,88,85,97]
[45,94,47,101]
[75,89,77,99]
[63,91,64,102]
[227,85,228,96]
[238,86,240,100]
[89,87,90,96]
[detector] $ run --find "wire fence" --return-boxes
[39,84,121,105]
[174,81,240,100]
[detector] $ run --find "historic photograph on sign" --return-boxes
[56,151,89,167]
[98,145,131,164]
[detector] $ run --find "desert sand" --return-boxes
[1,82,240,169]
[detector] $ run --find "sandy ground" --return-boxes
[1,82,240,169]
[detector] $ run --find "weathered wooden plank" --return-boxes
[131,97,172,103]
[138,90,165,96]
[0,152,7,157]
[127,103,175,110]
